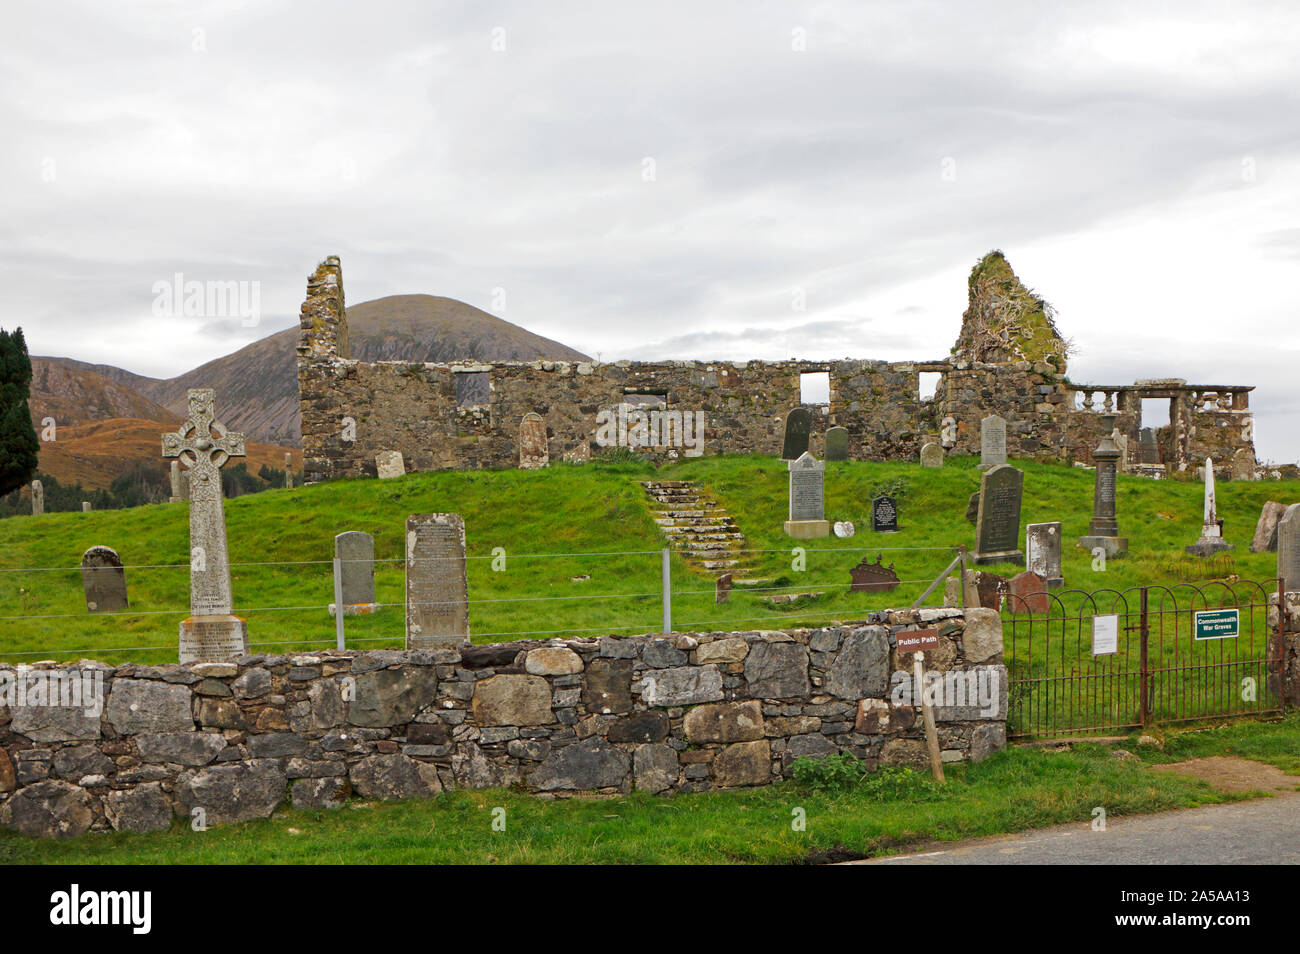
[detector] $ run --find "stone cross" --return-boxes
[162,388,249,661]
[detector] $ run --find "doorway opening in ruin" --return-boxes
[1138,397,1172,464]
[800,371,830,409]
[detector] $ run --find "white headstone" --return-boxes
[30,480,43,516]
[1279,504,1300,593]
[376,451,405,479]
[979,415,1007,469]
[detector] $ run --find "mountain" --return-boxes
[32,418,299,492]
[37,294,591,446]
[30,358,179,427]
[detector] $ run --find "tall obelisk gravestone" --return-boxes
[1077,414,1128,558]
[1185,457,1234,557]
[162,389,250,662]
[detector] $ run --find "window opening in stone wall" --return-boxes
[800,371,830,406]
[455,371,490,408]
[918,371,941,401]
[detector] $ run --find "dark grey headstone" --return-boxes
[872,495,898,533]
[974,465,1024,565]
[335,531,376,606]
[81,546,128,613]
[824,426,849,461]
[782,408,812,460]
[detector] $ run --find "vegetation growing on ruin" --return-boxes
[952,251,1071,372]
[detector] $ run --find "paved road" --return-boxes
[854,794,1300,865]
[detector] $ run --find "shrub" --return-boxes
[791,754,948,801]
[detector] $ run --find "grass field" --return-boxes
[3,715,1296,864]
[0,453,1295,666]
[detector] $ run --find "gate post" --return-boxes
[1139,586,1150,727]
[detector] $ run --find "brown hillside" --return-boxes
[35,418,300,491]
[29,359,178,428]
[41,293,590,446]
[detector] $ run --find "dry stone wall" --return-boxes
[0,609,1007,839]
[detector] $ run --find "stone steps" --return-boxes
[640,480,756,578]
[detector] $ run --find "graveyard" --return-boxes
[3,451,1298,667]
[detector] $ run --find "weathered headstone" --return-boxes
[872,494,898,533]
[30,480,43,516]
[519,413,549,469]
[162,389,249,663]
[833,520,855,538]
[1113,428,1129,471]
[973,464,1024,565]
[376,451,405,479]
[1078,415,1128,559]
[783,452,829,538]
[781,408,812,460]
[965,492,980,525]
[979,415,1006,470]
[405,513,470,648]
[81,546,128,613]
[285,452,294,489]
[940,416,957,448]
[1138,427,1159,464]
[1025,522,1064,589]
[715,572,732,604]
[824,426,849,462]
[169,460,182,503]
[1279,504,1300,592]
[849,556,899,593]
[81,501,91,512]
[1250,501,1286,554]
[1185,458,1233,557]
[920,442,943,468]
[1006,570,1049,615]
[333,531,379,616]
[1231,448,1255,481]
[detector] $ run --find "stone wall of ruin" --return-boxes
[0,610,1007,838]
[296,260,1257,480]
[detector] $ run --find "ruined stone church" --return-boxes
[297,251,1256,482]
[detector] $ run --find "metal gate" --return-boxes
[1002,580,1286,738]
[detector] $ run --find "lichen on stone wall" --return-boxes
[952,251,1068,373]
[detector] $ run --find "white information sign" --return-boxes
[1092,613,1119,656]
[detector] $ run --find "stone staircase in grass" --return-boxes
[640,480,755,578]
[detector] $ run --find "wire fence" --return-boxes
[0,543,968,662]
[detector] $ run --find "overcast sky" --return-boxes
[3,1,1297,461]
